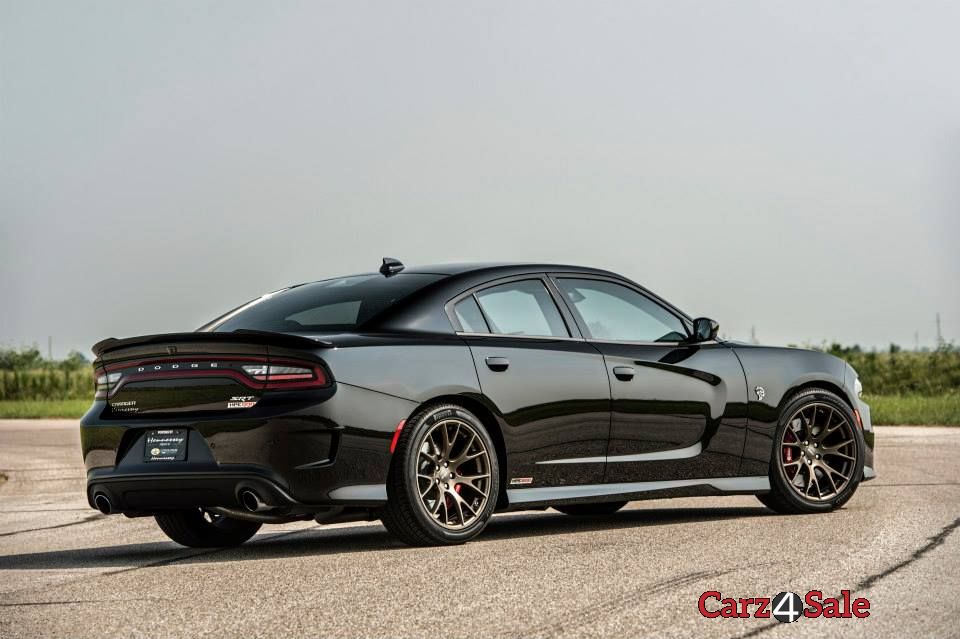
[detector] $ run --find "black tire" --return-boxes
[758,388,865,515]
[554,501,628,516]
[381,403,500,546]
[154,509,262,548]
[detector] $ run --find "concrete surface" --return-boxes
[0,421,957,638]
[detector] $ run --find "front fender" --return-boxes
[729,345,850,476]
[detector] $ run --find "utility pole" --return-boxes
[750,326,758,345]
[936,313,944,347]
[48,336,53,362]
[914,331,920,352]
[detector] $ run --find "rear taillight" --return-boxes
[241,363,327,387]
[97,357,329,398]
[94,372,121,399]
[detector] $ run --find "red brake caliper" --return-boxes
[783,431,795,465]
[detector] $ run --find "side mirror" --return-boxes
[692,317,719,342]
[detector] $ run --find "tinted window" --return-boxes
[453,296,489,333]
[474,280,568,337]
[557,278,687,342]
[210,274,444,333]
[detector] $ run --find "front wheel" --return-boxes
[155,509,262,548]
[758,388,865,514]
[381,404,500,546]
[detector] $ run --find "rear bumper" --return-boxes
[87,469,300,512]
[80,383,417,513]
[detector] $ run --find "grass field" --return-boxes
[0,399,91,419]
[0,395,957,424]
[864,394,960,426]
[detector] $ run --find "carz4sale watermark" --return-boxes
[699,590,871,623]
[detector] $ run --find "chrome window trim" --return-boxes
[455,331,585,342]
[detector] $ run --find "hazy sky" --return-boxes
[2,1,958,358]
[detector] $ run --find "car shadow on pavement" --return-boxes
[0,505,772,571]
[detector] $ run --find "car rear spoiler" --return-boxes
[92,330,333,357]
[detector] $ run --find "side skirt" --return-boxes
[505,476,770,509]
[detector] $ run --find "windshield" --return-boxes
[208,274,444,333]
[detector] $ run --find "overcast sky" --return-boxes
[2,1,958,358]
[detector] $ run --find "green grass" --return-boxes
[0,399,91,419]
[865,394,960,426]
[0,395,957,425]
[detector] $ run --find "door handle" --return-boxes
[613,366,635,381]
[485,356,510,372]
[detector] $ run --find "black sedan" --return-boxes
[81,259,875,547]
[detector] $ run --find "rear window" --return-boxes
[209,274,444,333]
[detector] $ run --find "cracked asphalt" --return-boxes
[0,421,957,638]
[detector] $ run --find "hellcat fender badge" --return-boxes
[755,386,766,401]
[510,477,533,485]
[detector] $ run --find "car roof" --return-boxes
[367,261,665,334]
[403,262,620,278]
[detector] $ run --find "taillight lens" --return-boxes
[241,363,326,387]
[95,358,328,397]
[94,372,121,399]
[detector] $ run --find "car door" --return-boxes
[448,276,611,488]
[551,275,748,484]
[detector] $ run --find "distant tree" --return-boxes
[0,347,44,370]
[60,351,90,370]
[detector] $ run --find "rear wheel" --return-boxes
[758,388,864,514]
[381,404,500,546]
[155,509,262,548]
[554,501,628,516]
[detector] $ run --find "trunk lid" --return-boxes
[93,331,330,418]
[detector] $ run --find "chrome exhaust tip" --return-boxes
[93,493,112,515]
[239,489,271,513]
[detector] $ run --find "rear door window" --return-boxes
[474,280,569,337]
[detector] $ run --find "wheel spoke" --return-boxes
[821,464,839,495]
[440,423,452,458]
[824,450,855,461]
[823,440,854,455]
[455,473,490,495]
[451,433,477,465]
[805,406,817,436]
[810,468,823,498]
[826,466,850,481]
[816,408,835,441]
[450,490,477,517]
[420,480,438,498]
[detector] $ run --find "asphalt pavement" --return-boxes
[0,421,957,638]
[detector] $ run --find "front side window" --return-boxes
[557,278,687,342]
[473,279,568,337]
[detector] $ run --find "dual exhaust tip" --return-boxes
[92,489,272,515]
[239,489,273,513]
[93,493,112,515]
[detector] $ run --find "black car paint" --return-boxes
[80,262,875,517]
